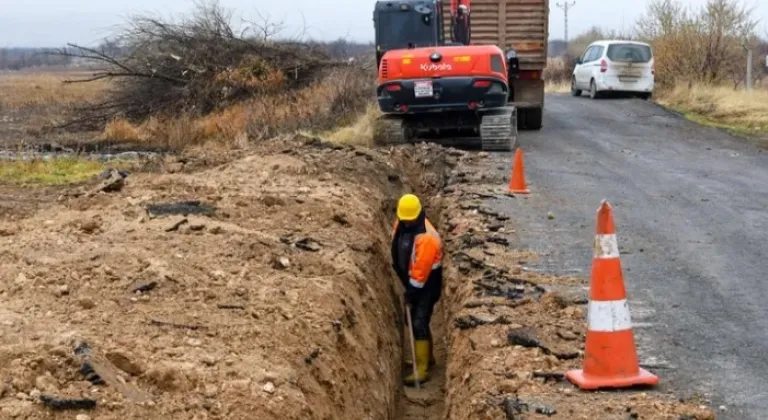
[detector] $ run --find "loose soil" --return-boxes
[0,130,720,420]
[435,151,717,419]
[0,135,454,420]
[0,185,62,220]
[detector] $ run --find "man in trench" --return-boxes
[391,193,443,386]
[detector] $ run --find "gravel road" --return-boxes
[487,93,768,419]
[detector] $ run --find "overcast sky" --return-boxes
[1,0,766,47]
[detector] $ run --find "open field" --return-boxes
[0,70,108,111]
[0,70,109,149]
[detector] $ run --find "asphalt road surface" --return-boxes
[489,93,768,419]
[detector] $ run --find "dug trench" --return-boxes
[0,134,717,420]
[0,135,453,420]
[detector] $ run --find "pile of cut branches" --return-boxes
[57,1,358,130]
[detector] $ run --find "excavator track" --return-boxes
[479,107,517,152]
[372,115,408,147]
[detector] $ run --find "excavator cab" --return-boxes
[373,0,445,67]
[450,0,470,46]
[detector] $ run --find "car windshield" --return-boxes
[377,10,435,50]
[607,44,652,63]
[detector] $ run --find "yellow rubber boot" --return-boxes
[404,336,436,367]
[404,340,430,386]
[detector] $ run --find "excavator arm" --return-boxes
[449,0,471,45]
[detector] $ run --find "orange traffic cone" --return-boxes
[508,148,529,194]
[565,200,659,390]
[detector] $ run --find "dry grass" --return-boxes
[543,57,573,85]
[545,81,571,93]
[0,65,374,152]
[99,68,375,150]
[658,84,768,135]
[543,57,574,94]
[317,104,381,146]
[0,72,109,111]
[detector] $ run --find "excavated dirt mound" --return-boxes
[0,136,455,420]
[435,152,717,420]
[0,132,721,420]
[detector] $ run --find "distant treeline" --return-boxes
[306,38,374,60]
[0,47,74,70]
[547,40,567,58]
[0,38,374,71]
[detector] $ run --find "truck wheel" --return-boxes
[571,77,582,97]
[372,115,407,146]
[525,106,543,130]
[516,107,543,130]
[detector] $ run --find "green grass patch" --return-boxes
[674,108,759,135]
[0,158,108,185]
[664,106,768,148]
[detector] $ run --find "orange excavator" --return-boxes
[372,0,522,151]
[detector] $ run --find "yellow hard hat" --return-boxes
[397,194,422,221]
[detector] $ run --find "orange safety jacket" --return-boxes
[391,214,443,289]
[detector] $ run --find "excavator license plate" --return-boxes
[414,81,434,98]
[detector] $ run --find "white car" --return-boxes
[571,40,655,100]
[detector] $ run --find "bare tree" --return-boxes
[634,0,759,87]
[51,0,352,130]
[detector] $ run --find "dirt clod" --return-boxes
[332,213,350,226]
[262,195,285,207]
[54,285,69,297]
[203,384,219,398]
[532,372,566,383]
[132,281,157,293]
[507,326,541,348]
[295,237,322,252]
[105,351,144,376]
[189,223,206,231]
[455,314,512,330]
[93,169,127,194]
[77,298,96,309]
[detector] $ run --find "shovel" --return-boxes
[405,303,421,389]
